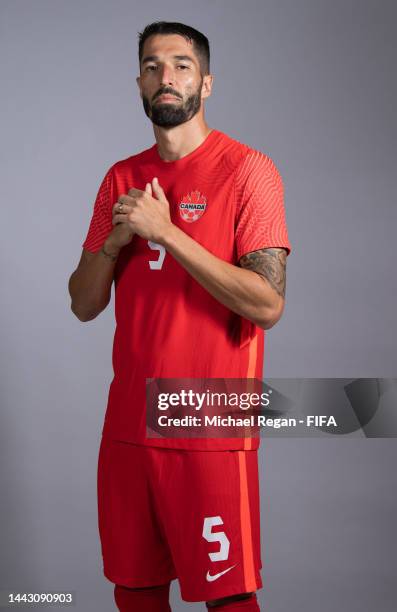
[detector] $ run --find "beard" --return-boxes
[142,78,203,128]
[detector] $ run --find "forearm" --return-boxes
[68,238,119,322]
[162,224,282,329]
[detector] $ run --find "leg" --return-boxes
[97,438,176,602]
[147,447,263,604]
[206,591,259,610]
[114,581,171,611]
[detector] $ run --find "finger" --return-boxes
[128,187,145,198]
[112,212,132,226]
[112,202,124,217]
[117,195,135,206]
[151,177,167,203]
[145,182,152,196]
[112,202,134,217]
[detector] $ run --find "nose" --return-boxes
[158,64,176,86]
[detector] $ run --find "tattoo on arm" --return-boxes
[239,248,287,298]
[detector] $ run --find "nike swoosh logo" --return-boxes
[206,564,237,582]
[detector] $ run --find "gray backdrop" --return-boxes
[1,0,396,610]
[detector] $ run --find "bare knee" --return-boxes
[206,591,254,607]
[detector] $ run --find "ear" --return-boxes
[136,75,142,97]
[201,74,214,100]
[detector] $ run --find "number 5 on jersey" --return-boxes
[148,241,166,270]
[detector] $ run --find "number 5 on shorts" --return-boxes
[202,516,230,561]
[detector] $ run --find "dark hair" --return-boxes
[138,21,210,76]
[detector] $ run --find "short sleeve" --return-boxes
[82,166,114,253]
[235,150,291,260]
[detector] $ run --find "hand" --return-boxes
[105,183,153,254]
[112,177,172,244]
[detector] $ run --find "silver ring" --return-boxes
[117,203,123,213]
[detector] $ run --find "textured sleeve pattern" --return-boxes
[82,166,114,253]
[234,150,291,260]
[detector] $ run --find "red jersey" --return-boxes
[82,129,291,450]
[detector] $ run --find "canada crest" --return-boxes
[179,190,207,223]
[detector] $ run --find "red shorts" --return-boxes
[97,436,263,602]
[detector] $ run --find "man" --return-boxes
[69,21,291,612]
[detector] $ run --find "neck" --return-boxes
[153,118,212,162]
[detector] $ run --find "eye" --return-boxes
[145,65,157,71]
[177,65,189,70]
